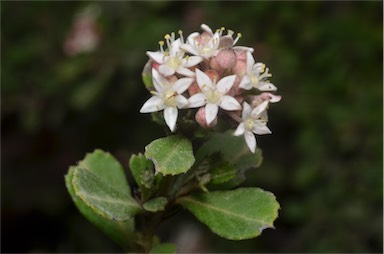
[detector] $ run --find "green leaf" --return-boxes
[72,167,141,221]
[143,197,168,212]
[196,132,263,170]
[145,135,195,175]
[178,188,280,240]
[210,162,237,185]
[150,243,177,254]
[129,153,155,190]
[65,166,135,250]
[78,149,131,195]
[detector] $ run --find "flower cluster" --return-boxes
[140,24,281,153]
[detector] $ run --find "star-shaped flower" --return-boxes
[188,69,241,125]
[234,101,272,153]
[239,51,277,91]
[147,34,203,77]
[140,68,193,131]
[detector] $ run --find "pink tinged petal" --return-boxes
[217,74,236,94]
[251,100,269,117]
[205,103,219,125]
[188,93,206,108]
[186,32,200,45]
[239,76,252,90]
[234,122,245,136]
[173,78,193,94]
[176,67,195,77]
[183,56,203,67]
[220,96,241,111]
[159,64,176,77]
[140,96,164,113]
[164,107,178,132]
[246,51,255,72]
[258,82,278,91]
[195,69,213,89]
[146,51,165,64]
[152,68,168,92]
[244,131,257,153]
[253,124,272,135]
[242,101,252,119]
[175,95,188,108]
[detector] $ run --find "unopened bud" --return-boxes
[204,69,220,83]
[188,82,201,95]
[216,48,237,69]
[195,107,217,128]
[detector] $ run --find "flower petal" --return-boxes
[140,96,164,113]
[201,23,213,34]
[258,82,277,91]
[239,76,252,90]
[242,101,252,119]
[175,95,188,108]
[220,96,241,111]
[195,68,213,89]
[164,107,178,132]
[159,64,176,77]
[177,67,195,77]
[217,75,236,94]
[251,100,269,117]
[183,56,203,67]
[146,51,164,64]
[188,93,206,108]
[180,43,199,56]
[244,131,256,153]
[152,68,168,92]
[253,123,272,135]
[234,122,245,136]
[173,77,193,94]
[205,103,218,125]
[246,51,255,72]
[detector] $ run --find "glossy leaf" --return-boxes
[145,135,195,175]
[178,188,279,240]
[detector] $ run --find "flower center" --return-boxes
[166,57,181,69]
[245,118,255,131]
[163,90,177,107]
[250,74,259,87]
[205,87,221,104]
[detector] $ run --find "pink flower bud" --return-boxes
[195,107,217,128]
[216,48,237,70]
[188,82,201,95]
[232,50,248,76]
[219,36,234,48]
[204,69,220,84]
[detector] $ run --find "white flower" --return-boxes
[180,24,221,59]
[234,101,272,153]
[188,69,241,125]
[147,33,203,77]
[239,51,277,91]
[140,68,193,131]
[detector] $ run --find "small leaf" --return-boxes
[209,161,237,185]
[65,167,135,250]
[72,167,142,221]
[129,153,154,188]
[143,197,168,212]
[178,188,280,240]
[150,243,177,254]
[142,59,154,90]
[145,135,195,175]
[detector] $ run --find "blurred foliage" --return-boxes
[1,1,382,253]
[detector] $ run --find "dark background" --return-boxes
[1,1,382,253]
